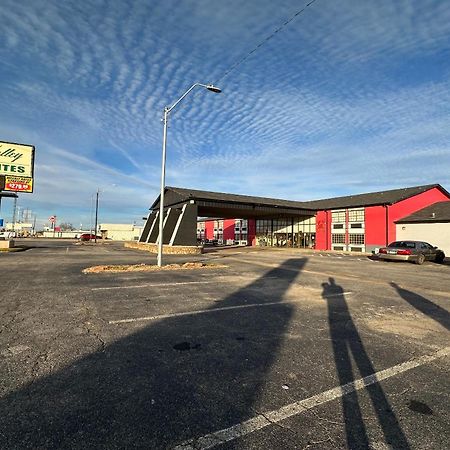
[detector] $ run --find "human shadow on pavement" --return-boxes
[322,277,410,450]
[0,258,307,449]
[390,282,450,331]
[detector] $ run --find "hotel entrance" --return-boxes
[255,217,316,248]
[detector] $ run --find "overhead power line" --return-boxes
[215,0,318,84]
[167,0,318,121]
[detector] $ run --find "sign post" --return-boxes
[49,216,56,238]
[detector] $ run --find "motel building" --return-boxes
[139,184,450,253]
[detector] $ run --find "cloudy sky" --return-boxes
[1,0,449,228]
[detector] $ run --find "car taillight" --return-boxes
[397,249,411,255]
[379,248,387,254]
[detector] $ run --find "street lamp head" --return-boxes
[206,84,222,93]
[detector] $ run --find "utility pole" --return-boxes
[11,195,18,231]
[94,189,99,243]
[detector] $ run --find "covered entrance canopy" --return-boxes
[140,186,316,246]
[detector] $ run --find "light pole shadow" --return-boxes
[0,258,307,449]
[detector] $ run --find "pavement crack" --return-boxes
[253,407,296,434]
[301,436,334,449]
[29,351,50,385]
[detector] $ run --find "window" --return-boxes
[349,234,365,245]
[256,220,271,234]
[333,224,344,230]
[388,241,416,249]
[348,209,364,222]
[350,223,363,229]
[332,234,345,244]
[332,210,346,222]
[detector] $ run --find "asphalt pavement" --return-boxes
[0,239,449,449]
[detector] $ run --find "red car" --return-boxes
[79,233,102,241]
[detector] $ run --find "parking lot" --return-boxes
[1,239,449,449]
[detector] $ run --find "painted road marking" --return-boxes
[108,291,352,324]
[174,346,450,450]
[92,281,216,291]
[92,276,282,291]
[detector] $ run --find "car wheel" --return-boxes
[416,253,425,265]
[435,252,445,264]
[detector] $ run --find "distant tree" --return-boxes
[60,222,75,231]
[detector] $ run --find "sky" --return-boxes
[1,0,450,229]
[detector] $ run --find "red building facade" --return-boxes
[196,185,450,253]
[197,218,256,245]
[313,185,450,252]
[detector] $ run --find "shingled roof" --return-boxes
[151,184,449,213]
[154,186,314,210]
[396,201,450,223]
[301,184,448,210]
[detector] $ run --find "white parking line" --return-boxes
[174,346,450,450]
[108,292,352,324]
[92,281,216,291]
[93,276,282,291]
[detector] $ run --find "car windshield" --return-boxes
[388,241,416,249]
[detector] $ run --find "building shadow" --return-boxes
[390,282,450,331]
[0,258,307,449]
[322,278,409,449]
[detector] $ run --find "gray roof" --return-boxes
[151,184,449,212]
[160,186,315,210]
[396,201,450,223]
[301,184,448,209]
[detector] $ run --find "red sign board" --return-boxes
[4,176,33,193]
[49,216,56,223]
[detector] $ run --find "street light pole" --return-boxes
[157,83,221,267]
[157,107,169,267]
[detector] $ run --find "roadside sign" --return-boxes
[4,176,33,193]
[0,141,35,194]
[0,219,3,227]
[49,216,56,223]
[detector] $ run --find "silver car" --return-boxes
[379,240,445,265]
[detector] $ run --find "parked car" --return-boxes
[204,239,218,246]
[378,240,445,265]
[0,231,16,239]
[79,233,102,241]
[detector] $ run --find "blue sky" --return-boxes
[1,0,450,228]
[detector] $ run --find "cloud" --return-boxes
[0,0,449,226]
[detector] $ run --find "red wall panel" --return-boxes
[223,219,235,241]
[315,210,329,250]
[205,220,214,240]
[248,219,256,246]
[365,205,387,246]
[388,187,450,242]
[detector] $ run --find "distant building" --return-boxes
[100,223,143,241]
[5,222,34,235]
